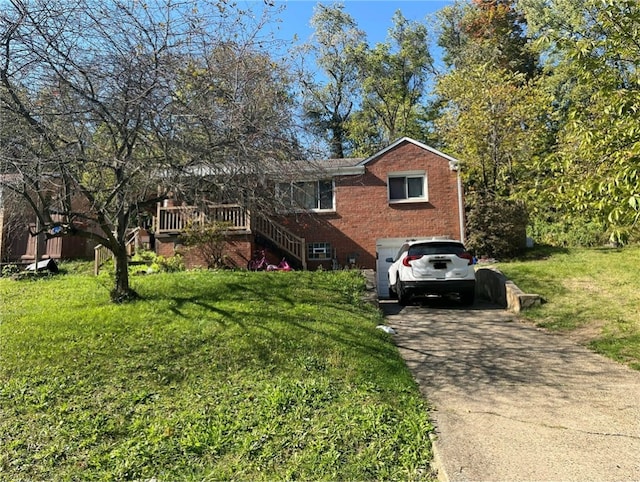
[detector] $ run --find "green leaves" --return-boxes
[351,12,434,149]
[301,7,435,157]
[436,65,551,198]
[502,0,640,243]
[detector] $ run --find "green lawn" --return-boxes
[0,268,434,481]
[497,245,640,370]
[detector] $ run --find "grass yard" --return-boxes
[497,245,640,370]
[0,268,434,481]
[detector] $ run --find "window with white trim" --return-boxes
[278,179,335,211]
[307,242,331,260]
[388,172,428,202]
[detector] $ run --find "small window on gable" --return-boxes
[278,179,335,212]
[388,172,427,203]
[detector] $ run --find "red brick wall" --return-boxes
[155,233,253,269]
[223,235,254,268]
[281,141,463,269]
[155,236,175,259]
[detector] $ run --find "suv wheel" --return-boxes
[388,277,397,299]
[396,280,409,306]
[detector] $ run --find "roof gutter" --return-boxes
[326,166,365,176]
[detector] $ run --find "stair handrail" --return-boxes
[125,227,142,256]
[254,214,306,270]
[94,227,142,275]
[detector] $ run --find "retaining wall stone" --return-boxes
[475,267,541,313]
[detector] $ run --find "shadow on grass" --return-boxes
[589,334,640,371]
[138,276,297,307]
[512,244,570,261]
[128,273,398,380]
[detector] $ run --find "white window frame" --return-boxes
[278,179,336,212]
[387,171,428,203]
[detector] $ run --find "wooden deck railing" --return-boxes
[254,214,306,270]
[155,204,249,234]
[208,204,250,230]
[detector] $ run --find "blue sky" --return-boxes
[270,0,454,44]
[246,0,456,67]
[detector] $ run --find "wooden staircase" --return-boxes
[93,227,141,275]
[253,215,307,270]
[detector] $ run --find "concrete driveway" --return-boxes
[382,299,640,481]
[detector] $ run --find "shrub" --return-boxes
[130,250,185,274]
[528,214,608,247]
[179,220,232,269]
[1,264,20,277]
[466,195,528,259]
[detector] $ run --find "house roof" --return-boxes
[320,158,365,169]
[297,157,365,177]
[319,157,365,176]
[357,137,460,168]
[280,138,462,180]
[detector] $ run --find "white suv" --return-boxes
[387,238,476,306]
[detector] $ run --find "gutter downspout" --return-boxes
[457,170,465,243]
[449,160,465,243]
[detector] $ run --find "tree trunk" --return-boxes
[329,117,346,158]
[111,247,137,303]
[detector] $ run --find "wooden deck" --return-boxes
[154,204,250,234]
[153,203,307,270]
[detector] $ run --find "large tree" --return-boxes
[435,66,550,257]
[438,0,538,77]
[520,0,640,242]
[435,0,546,197]
[297,3,365,159]
[436,66,550,198]
[434,0,549,255]
[0,0,299,300]
[348,11,435,156]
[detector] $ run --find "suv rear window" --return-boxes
[408,242,466,256]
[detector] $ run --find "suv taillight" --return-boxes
[402,255,422,267]
[457,252,474,265]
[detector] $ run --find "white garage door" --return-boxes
[376,238,408,299]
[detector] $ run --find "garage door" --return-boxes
[376,238,408,299]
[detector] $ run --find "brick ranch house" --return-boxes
[154,137,466,288]
[2,137,466,293]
